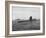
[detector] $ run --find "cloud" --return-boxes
[12,6,40,20]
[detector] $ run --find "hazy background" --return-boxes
[12,6,40,20]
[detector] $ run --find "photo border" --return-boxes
[10,4,43,34]
[5,1,45,37]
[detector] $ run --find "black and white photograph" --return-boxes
[12,5,40,31]
[5,1,45,37]
[9,3,44,35]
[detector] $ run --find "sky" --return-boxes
[12,6,40,20]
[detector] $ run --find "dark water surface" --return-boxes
[12,20,40,31]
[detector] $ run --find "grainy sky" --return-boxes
[12,6,40,20]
